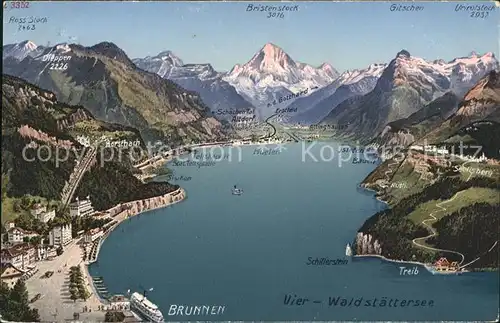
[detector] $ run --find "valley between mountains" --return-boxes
[2,40,499,270]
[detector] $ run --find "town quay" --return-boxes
[3,188,186,322]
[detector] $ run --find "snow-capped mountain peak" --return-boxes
[2,40,40,61]
[228,64,241,74]
[55,43,71,53]
[223,42,339,109]
[226,43,338,84]
[133,50,256,121]
[139,50,184,67]
[396,49,411,59]
[155,50,184,66]
[319,62,339,79]
[247,42,296,71]
[324,49,500,131]
[132,50,186,78]
[336,63,387,85]
[319,62,333,69]
[483,52,495,58]
[450,51,496,66]
[22,40,38,51]
[286,61,387,125]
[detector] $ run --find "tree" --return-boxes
[32,221,48,236]
[105,311,125,322]
[0,281,40,322]
[69,287,79,302]
[69,281,77,290]
[78,288,90,301]
[1,172,10,201]
[15,213,35,231]
[13,199,21,212]
[74,276,84,285]
[30,235,42,245]
[10,279,29,305]
[20,195,31,209]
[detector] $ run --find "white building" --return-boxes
[0,264,25,288]
[423,145,449,155]
[459,152,488,163]
[0,243,36,271]
[35,244,56,260]
[5,221,15,230]
[70,197,95,218]
[76,135,91,147]
[30,204,56,223]
[49,223,72,246]
[232,110,257,129]
[409,145,424,152]
[7,227,39,244]
[83,228,103,244]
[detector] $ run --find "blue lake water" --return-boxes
[89,143,499,321]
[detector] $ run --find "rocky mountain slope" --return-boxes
[320,50,498,142]
[357,151,500,269]
[287,64,386,124]
[372,92,461,148]
[223,43,338,113]
[2,75,178,210]
[354,71,500,269]
[2,41,230,145]
[419,70,500,157]
[133,51,256,120]
[2,40,42,61]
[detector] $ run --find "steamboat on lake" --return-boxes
[232,185,244,195]
[129,289,164,322]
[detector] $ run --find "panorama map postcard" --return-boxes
[1,0,499,322]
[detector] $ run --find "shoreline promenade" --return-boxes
[24,188,186,322]
[88,188,186,264]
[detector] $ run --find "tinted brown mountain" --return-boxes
[2,75,177,210]
[419,70,500,157]
[2,42,231,145]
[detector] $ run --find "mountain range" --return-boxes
[287,63,387,124]
[2,40,499,274]
[132,51,257,120]
[420,70,500,156]
[2,40,498,145]
[133,43,338,119]
[320,50,498,142]
[2,74,179,210]
[222,43,339,113]
[357,70,500,270]
[2,41,230,145]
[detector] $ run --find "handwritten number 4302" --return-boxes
[49,63,68,71]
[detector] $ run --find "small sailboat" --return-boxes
[345,243,353,257]
[231,185,243,195]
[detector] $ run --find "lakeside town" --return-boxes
[0,110,292,322]
[3,122,499,322]
[1,183,186,322]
